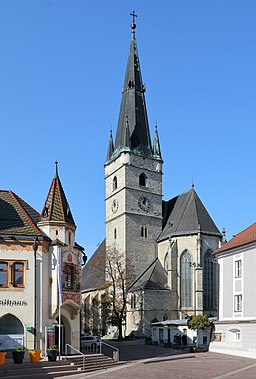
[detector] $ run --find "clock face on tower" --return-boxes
[138,196,151,212]
[111,199,119,213]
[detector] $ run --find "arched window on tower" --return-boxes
[113,176,117,190]
[139,173,147,187]
[131,293,136,309]
[114,228,117,239]
[180,250,193,308]
[141,227,144,237]
[203,249,217,310]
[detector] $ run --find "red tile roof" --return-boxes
[215,222,256,254]
[0,190,42,236]
[39,174,75,226]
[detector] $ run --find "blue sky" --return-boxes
[1,1,256,258]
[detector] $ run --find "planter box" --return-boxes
[47,349,58,362]
[12,351,25,364]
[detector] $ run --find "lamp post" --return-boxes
[33,237,39,349]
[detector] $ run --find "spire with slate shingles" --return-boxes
[153,124,162,161]
[106,130,114,162]
[113,13,152,159]
[39,163,75,227]
[123,116,131,149]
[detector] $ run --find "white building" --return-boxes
[210,222,256,359]
[0,164,85,356]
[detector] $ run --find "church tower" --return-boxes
[105,14,163,280]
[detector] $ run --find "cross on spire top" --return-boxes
[130,11,137,30]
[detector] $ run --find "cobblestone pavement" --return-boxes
[76,339,256,379]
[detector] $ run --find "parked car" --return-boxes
[81,336,101,349]
[129,330,146,339]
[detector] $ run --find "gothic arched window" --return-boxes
[203,250,217,310]
[113,176,117,190]
[139,173,147,187]
[180,250,193,308]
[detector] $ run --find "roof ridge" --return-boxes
[174,190,192,232]
[127,258,158,291]
[192,190,200,227]
[56,177,66,221]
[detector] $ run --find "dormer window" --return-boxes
[42,207,48,218]
[113,176,118,191]
[139,173,147,187]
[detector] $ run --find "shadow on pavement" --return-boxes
[144,355,196,364]
[104,338,192,362]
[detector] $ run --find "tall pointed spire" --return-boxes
[114,12,152,158]
[123,116,131,148]
[39,163,75,226]
[106,129,114,162]
[153,124,162,161]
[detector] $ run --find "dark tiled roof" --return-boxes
[159,188,220,242]
[81,240,106,291]
[0,190,42,236]
[112,29,153,160]
[128,259,168,291]
[215,222,256,254]
[39,174,75,226]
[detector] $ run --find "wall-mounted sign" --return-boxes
[0,299,28,307]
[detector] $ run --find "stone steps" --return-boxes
[0,354,120,378]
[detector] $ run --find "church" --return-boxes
[81,15,225,338]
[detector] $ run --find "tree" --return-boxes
[187,314,210,348]
[98,248,134,340]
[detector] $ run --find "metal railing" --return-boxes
[65,343,86,371]
[100,341,119,362]
[65,340,119,372]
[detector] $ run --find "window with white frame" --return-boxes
[235,332,241,341]
[235,260,242,278]
[234,294,242,312]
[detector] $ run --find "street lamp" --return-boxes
[33,237,39,349]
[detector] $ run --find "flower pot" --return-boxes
[0,352,7,365]
[29,349,41,363]
[46,349,58,362]
[12,351,25,364]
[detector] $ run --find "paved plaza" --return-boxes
[74,339,256,379]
